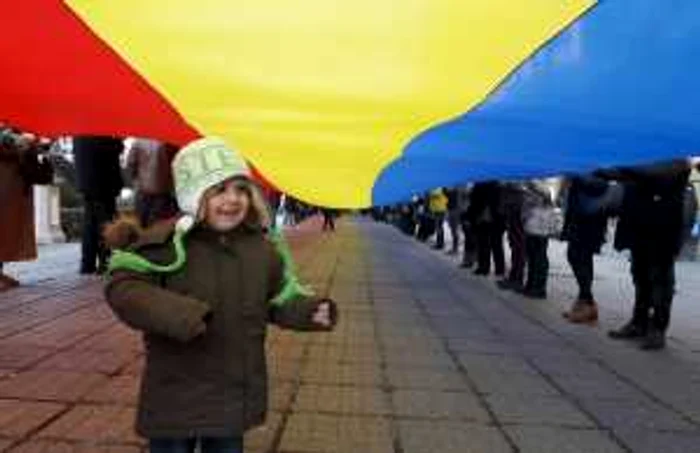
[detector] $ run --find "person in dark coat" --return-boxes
[456,186,476,268]
[415,194,436,242]
[444,187,461,254]
[321,207,336,231]
[104,138,337,452]
[466,181,505,276]
[72,136,124,274]
[283,196,299,226]
[607,160,691,350]
[397,202,417,236]
[561,176,612,323]
[497,183,527,291]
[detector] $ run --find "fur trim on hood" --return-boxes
[103,215,176,250]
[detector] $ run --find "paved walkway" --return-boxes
[5,244,82,286]
[1,218,700,452]
[432,224,700,352]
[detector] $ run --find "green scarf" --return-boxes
[107,223,313,306]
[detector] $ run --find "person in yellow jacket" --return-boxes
[429,188,449,249]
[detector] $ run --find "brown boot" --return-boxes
[0,274,19,292]
[568,301,598,324]
[562,300,587,319]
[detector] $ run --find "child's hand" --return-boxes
[312,302,331,327]
[311,300,336,329]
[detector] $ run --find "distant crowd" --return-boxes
[373,160,699,351]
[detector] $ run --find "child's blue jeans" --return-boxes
[149,437,243,453]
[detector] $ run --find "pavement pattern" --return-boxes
[1,218,700,452]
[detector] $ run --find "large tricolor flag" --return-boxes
[2,0,699,207]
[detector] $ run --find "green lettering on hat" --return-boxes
[173,137,252,215]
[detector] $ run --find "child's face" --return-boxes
[203,178,251,232]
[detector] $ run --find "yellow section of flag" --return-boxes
[68,0,592,207]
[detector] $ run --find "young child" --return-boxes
[104,137,338,453]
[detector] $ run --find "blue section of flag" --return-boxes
[373,0,700,205]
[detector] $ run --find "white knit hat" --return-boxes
[171,137,253,231]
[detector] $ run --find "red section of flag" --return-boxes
[0,0,198,144]
[251,167,277,194]
[1,0,279,191]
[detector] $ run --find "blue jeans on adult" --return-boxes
[149,437,243,453]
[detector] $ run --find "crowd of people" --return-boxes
[379,160,699,351]
[3,122,699,351]
[0,130,196,284]
[280,197,338,232]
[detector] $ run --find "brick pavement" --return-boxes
[0,217,699,452]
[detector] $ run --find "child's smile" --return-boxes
[204,179,251,232]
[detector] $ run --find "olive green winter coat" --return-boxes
[104,220,334,438]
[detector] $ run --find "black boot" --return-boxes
[608,322,646,340]
[640,329,666,350]
[497,279,523,292]
[520,287,547,299]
